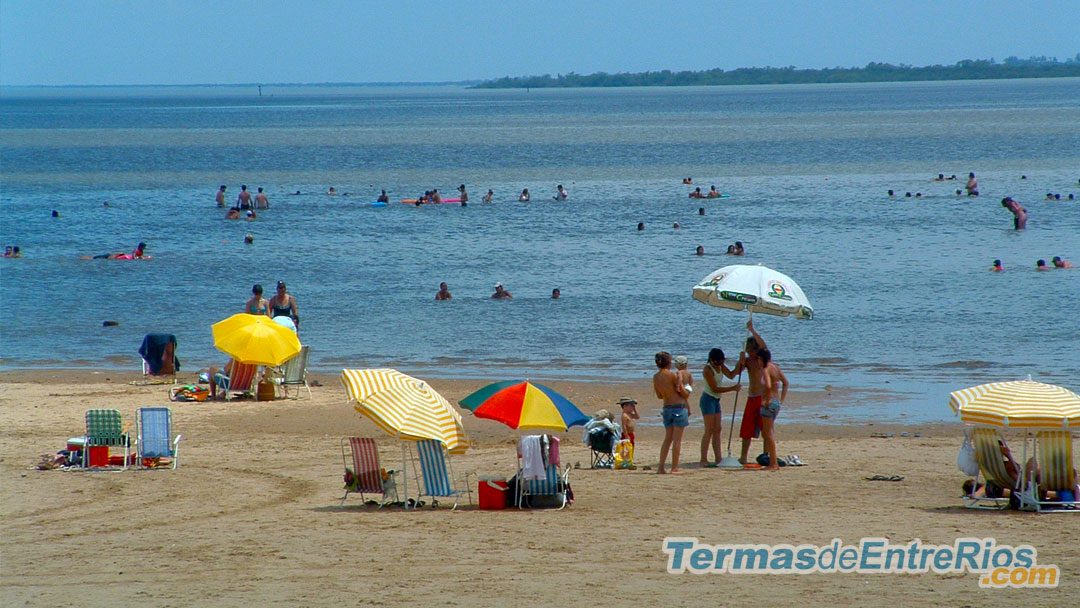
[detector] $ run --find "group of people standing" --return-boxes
[243,281,299,328]
[652,319,789,475]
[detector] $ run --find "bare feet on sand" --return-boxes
[670,469,684,475]
[765,465,780,471]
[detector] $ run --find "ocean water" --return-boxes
[2,79,1078,423]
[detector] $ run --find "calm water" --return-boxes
[2,80,1078,423]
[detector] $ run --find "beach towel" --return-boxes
[520,436,546,480]
[139,333,180,375]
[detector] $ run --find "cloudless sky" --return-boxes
[2,0,1077,85]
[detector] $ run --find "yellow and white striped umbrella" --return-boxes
[949,379,1080,428]
[340,368,469,453]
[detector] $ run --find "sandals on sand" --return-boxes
[866,474,905,482]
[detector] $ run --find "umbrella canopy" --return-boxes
[272,315,297,332]
[459,380,588,431]
[212,313,301,366]
[949,379,1080,428]
[692,264,814,319]
[341,368,469,453]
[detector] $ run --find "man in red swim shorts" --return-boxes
[734,319,767,464]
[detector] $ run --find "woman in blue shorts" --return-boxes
[699,348,741,467]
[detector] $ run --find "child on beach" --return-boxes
[618,397,639,448]
[674,355,693,395]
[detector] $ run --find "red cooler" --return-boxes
[87,446,109,467]
[478,476,508,510]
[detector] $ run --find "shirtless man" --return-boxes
[254,187,269,209]
[689,187,704,199]
[654,351,691,474]
[965,172,979,197]
[435,282,452,300]
[492,283,512,299]
[237,185,253,209]
[734,319,767,464]
[215,185,226,207]
[1052,256,1074,269]
[758,348,788,471]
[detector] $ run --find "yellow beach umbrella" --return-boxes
[212,313,301,366]
[949,379,1080,428]
[340,368,469,454]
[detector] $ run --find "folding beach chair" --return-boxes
[340,437,399,507]
[139,333,179,379]
[135,407,182,470]
[586,428,616,469]
[412,439,474,510]
[274,345,311,399]
[965,427,1019,510]
[216,360,259,401]
[83,409,132,471]
[516,435,571,509]
[1019,430,1079,513]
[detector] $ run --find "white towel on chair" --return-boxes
[520,436,545,480]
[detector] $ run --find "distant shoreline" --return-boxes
[474,56,1080,89]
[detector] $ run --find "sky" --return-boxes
[2,0,1078,86]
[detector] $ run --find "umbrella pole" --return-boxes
[402,443,408,510]
[718,313,752,469]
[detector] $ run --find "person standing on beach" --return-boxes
[254,187,269,209]
[654,351,691,474]
[758,348,789,471]
[734,319,767,464]
[1001,197,1027,229]
[965,172,979,196]
[700,348,740,467]
[215,185,226,207]
[436,282,452,300]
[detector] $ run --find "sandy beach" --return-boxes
[0,369,1075,607]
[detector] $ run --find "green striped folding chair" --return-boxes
[965,427,1018,509]
[135,407,182,470]
[83,409,131,470]
[1021,431,1079,512]
[413,439,473,510]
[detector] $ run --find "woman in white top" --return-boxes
[700,348,740,467]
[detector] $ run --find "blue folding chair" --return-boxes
[413,439,473,510]
[516,436,571,509]
[135,407,182,469]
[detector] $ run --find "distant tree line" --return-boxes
[474,55,1080,88]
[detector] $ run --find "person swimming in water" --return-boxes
[377,189,390,203]
[84,242,146,260]
[707,186,721,198]
[934,174,945,181]
[683,178,693,184]
[637,222,645,231]
[216,185,227,207]
[1052,256,1075,269]
[237,185,252,209]
[734,241,745,256]
[689,187,704,199]
[482,189,493,203]
[518,189,530,202]
[991,259,1004,272]
[245,284,270,317]
[254,187,269,209]
[1036,259,1051,271]
[553,185,568,201]
[887,189,895,197]
[696,245,705,256]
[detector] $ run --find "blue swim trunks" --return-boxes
[699,393,722,416]
[662,405,689,428]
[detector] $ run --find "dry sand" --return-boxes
[0,370,1075,607]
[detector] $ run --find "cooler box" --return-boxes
[87,446,109,467]
[478,476,508,510]
[67,437,86,452]
[257,381,276,401]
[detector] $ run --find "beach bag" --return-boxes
[957,431,979,476]
[614,439,634,469]
[170,385,209,402]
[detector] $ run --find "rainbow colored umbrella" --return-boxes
[459,381,588,431]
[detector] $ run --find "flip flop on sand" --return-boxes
[865,475,905,482]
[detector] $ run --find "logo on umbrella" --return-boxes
[703,274,725,287]
[768,282,793,301]
[720,291,758,304]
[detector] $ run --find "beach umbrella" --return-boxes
[949,379,1080,428]
[212,313,301,366]
[692,263,814,467]
[272,315,297,332]
[692,264,814,319]
[459,380,588,431]
[340,368,469,453]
